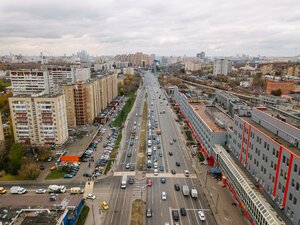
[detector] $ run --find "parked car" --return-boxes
[64,174,73,179]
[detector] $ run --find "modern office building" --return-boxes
[228,107,300,225]
[196,51,205,59]
[10,70,55,96]
[213,58,232,75]
[9,93,68,146]
[171,86,291,224]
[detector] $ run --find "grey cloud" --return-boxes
[0,0,299,56]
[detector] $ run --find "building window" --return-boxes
[296,183,299,191]
[282,155,286,163]
[293,197,297,205]
[289,193,293,201]
[294,164,298,173]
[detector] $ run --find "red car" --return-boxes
[147,178,152,187]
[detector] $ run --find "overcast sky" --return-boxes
[0,0,299,56]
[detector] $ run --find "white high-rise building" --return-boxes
[10,70,55,96]
[213,58,232,75]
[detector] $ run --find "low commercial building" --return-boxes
[173,87,232,165]
[9,93,68,146]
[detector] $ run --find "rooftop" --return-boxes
[190,104,232,132]
[243,117,300,157]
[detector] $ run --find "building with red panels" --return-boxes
[228,107,300,224]
[266,80,295,95]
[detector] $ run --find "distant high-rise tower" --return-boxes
[213,58,232,75]
[196,51,205,59]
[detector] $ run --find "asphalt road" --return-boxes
[143,72,216,225]
[103,85,146,225]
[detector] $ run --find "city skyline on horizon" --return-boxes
[0,0,299,57]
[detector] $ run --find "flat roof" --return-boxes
[263,107,300,129]
[243,117,300,157]
[190,104,229,132]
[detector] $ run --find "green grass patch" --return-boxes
[75,205,90,225]
[0,174,27,181]
[45,170,66,180]
[112,94,136,127]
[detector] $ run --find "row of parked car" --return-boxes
[92,128,119,177]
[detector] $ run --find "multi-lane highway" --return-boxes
[104,71,216,225]
[103,85,146,225]
[143,72,216,225]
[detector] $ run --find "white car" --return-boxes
[125,163,130,169]
[35,188,47,194]
[153,169,158,176]
[86,194,96,200]
[161,191,167,200]
[184,170,190,177]
[198,210,206,221]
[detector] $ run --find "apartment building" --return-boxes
[213,58,232,75]
[228,107,300,224]
[9,93,68,146]
[63,74,118,128]
[10,70,55,96]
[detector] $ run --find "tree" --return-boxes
[252,73,266,90]
[8,143,23,175]
[19,161,40,179]
[271,89,282,96]
[118,83,124,96]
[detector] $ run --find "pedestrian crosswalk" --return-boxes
[113,171,197,179]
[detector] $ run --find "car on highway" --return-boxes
[160,178,166,184]
[129,176,134,184]
[174,183,180,191]
[36,188,47,194]
[176,161,181,167]
[168,151,173,156]
[129,164,135,171]
[153,169,158,176]
[180,208,187,216]
[198,210,206,221]
[161,191,167,200]
[86,194,96,200]
[169,141,173,145]
[171,169,176,175]
[159,165,164,171]
[172,210,179,221]
[127,151,132,157]
[159,152,163,157]
[147,178,152,187]
[146,208,152,218]
[184,170,190,177]
[100,201,109,210]
[125,163,130,169]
